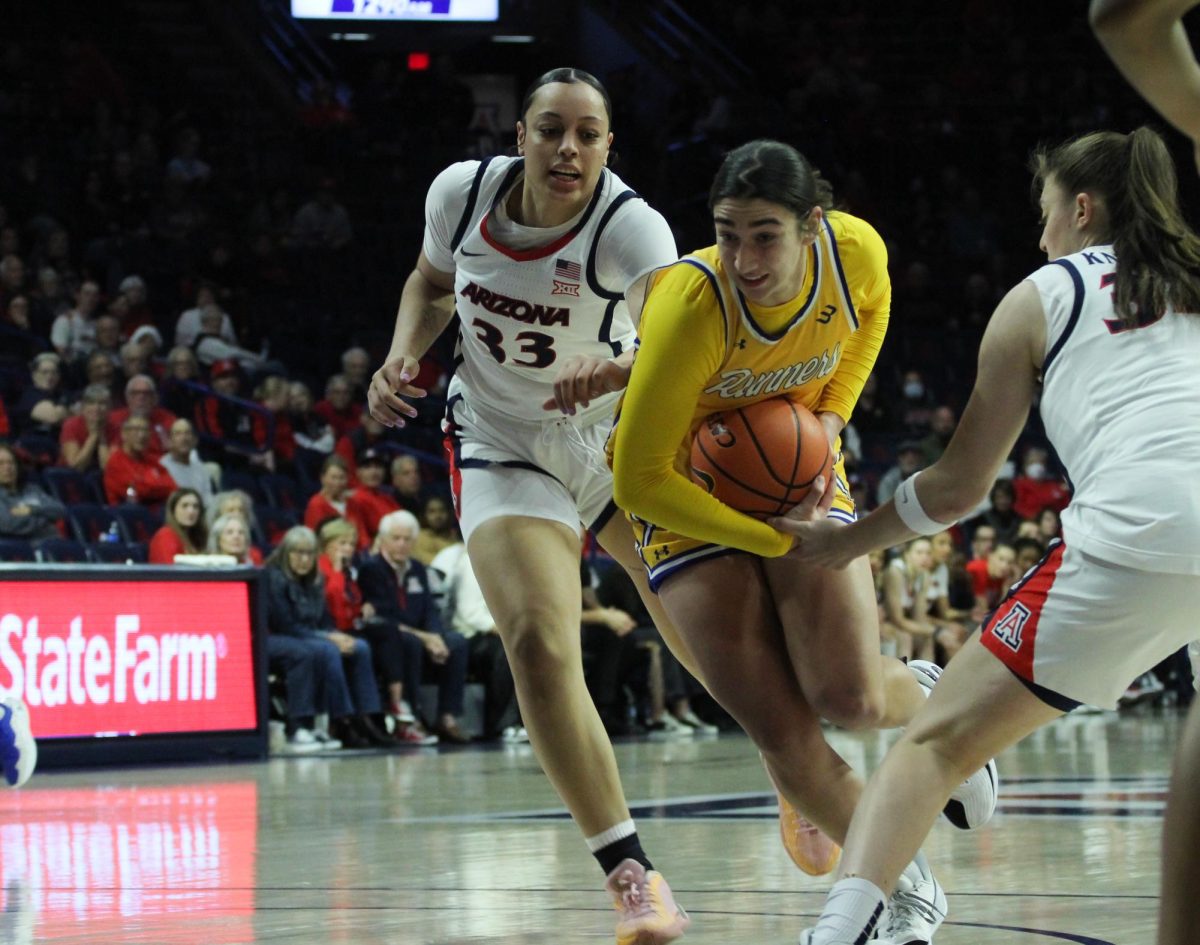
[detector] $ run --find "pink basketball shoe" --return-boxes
[604,858,690,945]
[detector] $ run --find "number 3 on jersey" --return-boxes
[472,317,557,368]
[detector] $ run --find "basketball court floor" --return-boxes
[0,708,1175,944]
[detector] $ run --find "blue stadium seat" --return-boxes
[111,505,163,544]
[84,468,107,504]
[90,541,149,564]
[221,468,264,503]
[68,504,121,545]
[42,467,91,505]
[255,505,298,549]
[36,538,91,563]
[0,538,36,562]
[260,473,304,512]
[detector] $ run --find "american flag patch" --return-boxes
[555,258,582,281]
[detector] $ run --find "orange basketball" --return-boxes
[690,398,833,519]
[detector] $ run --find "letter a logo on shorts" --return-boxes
[992,601,1031,653]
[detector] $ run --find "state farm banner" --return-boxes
[0,579,259,738]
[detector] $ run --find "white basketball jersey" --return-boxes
[1029,245,1200,574]
[424,156,677,423]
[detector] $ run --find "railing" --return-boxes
[254,0,339,101]
[590,0,753,89]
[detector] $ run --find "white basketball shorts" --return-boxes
[442,393,618,543]
[980,538,1200,710]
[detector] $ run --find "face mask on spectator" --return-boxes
[903,381,924,399]
[1024,462,1046,480]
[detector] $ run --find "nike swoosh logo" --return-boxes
[461,250,486,257]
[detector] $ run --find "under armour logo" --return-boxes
[736,339,747,350]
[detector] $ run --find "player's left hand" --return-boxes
[769,476,855,569]
[542,355,630,415]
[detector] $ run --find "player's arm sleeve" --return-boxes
[816,220,891,423]
[611,269,794,558]
[420,161,478,274]
[597,200,679,294]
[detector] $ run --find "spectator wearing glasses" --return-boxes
[103,414,177,507]
[108,374,176,461]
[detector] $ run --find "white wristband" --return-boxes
[893,471,952,535]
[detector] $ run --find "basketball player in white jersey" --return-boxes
[776,122,1200,944]
[367,68,691,944]
[1091,4,1200,943]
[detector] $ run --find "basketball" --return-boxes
[689,398,833,519]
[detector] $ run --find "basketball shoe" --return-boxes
[762,755,841,875]
[604,858,690,945]
[908,660,999,829]
[875,862,947,945]
[1,696,37,788]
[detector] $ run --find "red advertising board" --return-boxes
[0,579,259,738]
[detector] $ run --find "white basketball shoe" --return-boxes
[875,861,948,945]
[1,696,37,788]
[908,660,999,829]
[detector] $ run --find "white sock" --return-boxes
[585,819,636,852]
[811,877,887,944]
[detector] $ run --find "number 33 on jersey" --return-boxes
[422,155,678,423]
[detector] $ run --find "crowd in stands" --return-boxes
[3,3,1194,753]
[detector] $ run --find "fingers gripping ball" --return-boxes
[690,398,833,519]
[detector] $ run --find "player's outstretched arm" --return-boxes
[774,282,1044,568]
[1090,0,1200,151]
[368,251,455,428]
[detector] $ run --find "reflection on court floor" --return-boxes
[0,710,1172,944]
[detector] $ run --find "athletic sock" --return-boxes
[811,877,888,944]
[587,819,653,874]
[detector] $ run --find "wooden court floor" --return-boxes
[0,708,1178,944]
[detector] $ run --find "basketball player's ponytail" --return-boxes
[1114,128,1200,324]
[1032,128,1200,327]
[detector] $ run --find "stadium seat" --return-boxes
[111,505,163,544]
[0,538,36,562]
[36,538,91,563]
[260,473,304,512]
[90,541,149,564]
[68,504,121,545]
[42,467,91,505]
[255,505,298,548]
[221,468,264,503]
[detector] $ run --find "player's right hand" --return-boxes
[368,355,426,428]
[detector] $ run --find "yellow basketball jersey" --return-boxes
[609,209,888,575]
[646,210,885,478]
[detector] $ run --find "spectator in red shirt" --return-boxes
[253,375,295,469]
[964,542,1018,617]
[304,454,367,538]
[103,414,177,506]
[149,487,208,563]
[346,448,397,550]
[59,383,113,472]
[1012,445,1072,520]
[107,374,176,461]
[313,373,362,441]
[317,516,408,733]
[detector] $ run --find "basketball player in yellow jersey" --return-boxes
[611,139,998,943]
